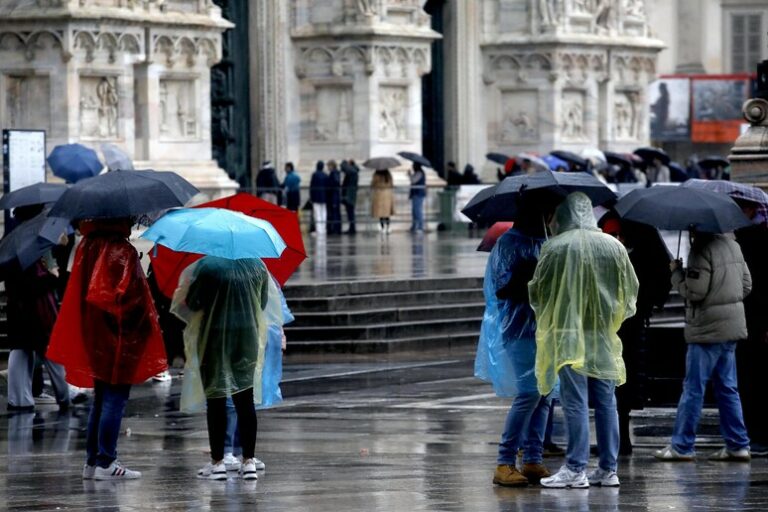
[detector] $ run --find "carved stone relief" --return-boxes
[562,90,587,141]
[624,0,644,18]
[499,90,539,142]
[4,75,50,130]
[158,79,197,139]
[538,0,560,28]
[379,85,407,140]
[79,76,119,139]
[314,85,354,142]
[611,89,643,140]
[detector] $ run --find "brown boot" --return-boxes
[521,463,551,484]
[493,464,529,487]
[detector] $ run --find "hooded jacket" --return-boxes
[671,233,751,343]
[529,192,639,395]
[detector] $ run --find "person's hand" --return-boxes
[669,259,681,272]
[58,233,69,246]
[281,332,287,352]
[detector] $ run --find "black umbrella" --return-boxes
[549,150,589,169]
[362,157,400,171]
[615,186,750,234]
[668,162,689,182]
[486,152,512,165]
[48,169,199,221]
[463,170,616,223]
[698,156,730,169]
[634,147,670,165]
[461,183,498,221]
[604,151,633,168]
[398,152,432,168]
[0,211,69,278]
[0,182,68,210]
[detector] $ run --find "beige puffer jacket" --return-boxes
[671,233,752,343]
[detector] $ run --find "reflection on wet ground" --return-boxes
[2,354,767,511]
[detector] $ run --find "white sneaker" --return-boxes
[93,461,141,480]
[707,447,751,462]
[34,393,57,405]
[240,459,259,480]
[197,461,228,480]
[653,445,695,461]
[540,465,589,489]
[82,464,96,480]
[223,453,241,471]
[252,457,266,470]
[587,468,620,487]
[152,371,172,382]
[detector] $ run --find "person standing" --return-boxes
[282,162,301,213]
[171,256,282,481]
[475,204,553,487]
[646,158,671,184]
[529,192,639,489]
[408,163,426,233]
[654,228,752,462]
[255,161,281,205]
[371,169,395,234]
[326,160,343,235]
[47,218,168,480]
[310,161,329,236]
[341,160,359,234]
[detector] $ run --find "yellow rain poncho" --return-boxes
[529,192,639,396]
[171,256,283,412]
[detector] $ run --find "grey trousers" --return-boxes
[8,349,69,407]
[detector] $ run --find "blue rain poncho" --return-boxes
[475,228,544,397]
[529,192,639,396]
[171,256,284,412]
[258,281,294,409]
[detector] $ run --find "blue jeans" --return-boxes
[671,342,750,454]
[498,393,551,464]
[86,381,131,468]
[224,397,242,457]
[411,196,424,231]
[559,365,618,472]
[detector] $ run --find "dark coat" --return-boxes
[309,170,329,204]
[256,168,281,201]
[341,164,359,206]
[5,261,59,352]
[327,169,342,205]
[409,170,426,199]
[736,223,768,341]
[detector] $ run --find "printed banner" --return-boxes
[649,78,691,141]
[691,76,750,143]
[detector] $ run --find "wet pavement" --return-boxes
[2,351,767,511]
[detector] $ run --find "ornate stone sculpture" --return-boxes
[539,0,559,27]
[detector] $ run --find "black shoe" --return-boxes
[543,443,565,457]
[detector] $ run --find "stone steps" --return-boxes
[289,302,486,327]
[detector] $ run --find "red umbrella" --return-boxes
[149,193,307,298]
[477,222,514,252]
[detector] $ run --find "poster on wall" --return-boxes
[691,76,750,143]
[649,77,691,141]
[2,129,47,193]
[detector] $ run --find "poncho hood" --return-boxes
[552,192,599,234]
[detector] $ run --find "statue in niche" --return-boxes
[593,0,615,32]
[503,107,538,141]
[614,96,632,138]
[337,91,352,140]
[539,0,560,27]
[356,0,377,16]
[159,82,169,134]
[624,0,644,18]
[563,99,584,139]
[380,88,406,140]
[96,77,118,138]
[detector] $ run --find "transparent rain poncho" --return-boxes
[529,193,639,396]
[258,281,294,409]
[171,256,283,412]
[475,228,543,397]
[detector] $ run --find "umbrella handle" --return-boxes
[676,231,681,260]
[542,215,548,241]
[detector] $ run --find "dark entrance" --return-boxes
[211,0,251,188]
[422,0,446,177]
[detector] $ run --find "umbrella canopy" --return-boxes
[550,150,589,170]
[47,144,103,183]
[615,186,751,233]
[517,153,549,171]
[634,146,670,165]
[698,156,730,169]
[0,182,68,210]
[142,207,286,260]
[668,162,689,182]
[101,143,134,171]
[48,169,198,220]
[463,170,616,223]
[542,155,569,171]
[362,156,400,171]
[486,152,513,165]
[580,148,607,165]
[398,152,432,168]
[682,179,768,220]
[477,222,514,252]
[604,151,634,168]
[0,211,69,278]
[148,193,307,297]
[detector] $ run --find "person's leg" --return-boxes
[670,343,716,455]
[414,196,425,231]
[558,366,590,472]
[95,383,131,468]
[41,355,70,407]
[345,203,356,233]
[523,395,552,465]
[224,396,238,456]
[86,381,105,467]
[7,349,34,408]
[232,388,257,460]
[318,204,327,234]
[589,377,619,472]
[207,396,228,462]
[497,392,542,465]
[711,342,750,452]
[544,399,556,447]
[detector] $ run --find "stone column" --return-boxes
[675,0,707,74]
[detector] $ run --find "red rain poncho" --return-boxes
[46,219,167,387]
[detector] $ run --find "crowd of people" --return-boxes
[477,184,768,489]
